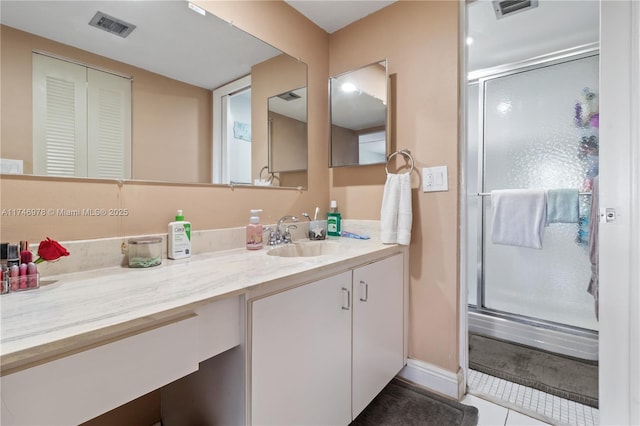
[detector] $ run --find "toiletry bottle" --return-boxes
[6,244,19,267]
[168,210,191,259]
[246,209,264,250]
[327,200,342,237]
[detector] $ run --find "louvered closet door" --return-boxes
[87,69,131,179]
[33,54,88,177]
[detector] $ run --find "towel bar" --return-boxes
[385,149,414,175]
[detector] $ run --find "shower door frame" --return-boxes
[468,43,600,352]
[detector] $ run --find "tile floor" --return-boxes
[461,369,599,426]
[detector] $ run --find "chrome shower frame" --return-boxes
[468,43,600,361]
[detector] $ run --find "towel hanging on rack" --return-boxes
[490,189,547,249]
[381,173,412,245]
[546,188,580,223]
[381,149,413,245]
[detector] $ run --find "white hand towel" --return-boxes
[397,173,413,245]
[381,173,412,245]
[381,174,400,244]
[491,189,547,249]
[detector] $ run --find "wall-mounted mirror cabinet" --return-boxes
[0,1,308,188]
[329,60,388,167]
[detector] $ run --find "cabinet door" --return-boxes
[352,253,404,418]
[251,271,352,426]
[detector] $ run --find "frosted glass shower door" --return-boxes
[482,55,599,331]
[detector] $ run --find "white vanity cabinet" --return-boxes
[251,270,353,426]
[352,252,404,418]
[250,253,404,425]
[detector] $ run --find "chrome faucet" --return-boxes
[275,215,298,244]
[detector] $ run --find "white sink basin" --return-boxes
[267,241,343,258]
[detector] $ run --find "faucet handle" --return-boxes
[283,225,297,243]
[264,227,277,246]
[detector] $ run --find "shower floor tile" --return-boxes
[468,369,599,426]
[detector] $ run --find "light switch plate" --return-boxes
[422,166,448,192]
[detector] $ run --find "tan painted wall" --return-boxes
[331,124,359,166]
[1,2,329,245]
[268,112,307,173]
[329,1,461,372]
[0,25,212,183]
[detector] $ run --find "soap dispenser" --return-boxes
[168,210,191,259]
[246,209,264,250]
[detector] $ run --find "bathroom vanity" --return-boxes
[0,231,406,425]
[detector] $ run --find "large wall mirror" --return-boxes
[329,60,388,167]
[0,1,308,188]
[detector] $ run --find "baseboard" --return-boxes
[398,359,462,400]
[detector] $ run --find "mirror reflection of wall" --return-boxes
[268,87,308,174]
[330,60,388,167]
[252,53,307,188]
[0,1,309,188]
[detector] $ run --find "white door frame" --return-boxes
[459,1,640,423]
[598,1,640,424]
[458,0,469,399]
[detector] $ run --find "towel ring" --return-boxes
[385,149,414,175]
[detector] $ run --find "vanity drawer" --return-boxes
[196,295,242,362]
[0,315,199,426]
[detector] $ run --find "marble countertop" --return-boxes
[1,236,401,374]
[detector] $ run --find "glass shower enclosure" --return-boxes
[467,48,599,360]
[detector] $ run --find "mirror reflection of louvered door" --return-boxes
[32,53,131,179]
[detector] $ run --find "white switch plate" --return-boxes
[422,166,448,192]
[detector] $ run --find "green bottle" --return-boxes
[327,200,341,237]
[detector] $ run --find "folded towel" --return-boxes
[397,173,413,245]
[491,189,547,249]
[381,173,412,245]
[547,189,579,223]
[381,174,400,244]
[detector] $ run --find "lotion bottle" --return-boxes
[168,210,191,259]
[327,200,342,237]
[246,209,264,250]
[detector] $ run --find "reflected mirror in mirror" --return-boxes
[330,59,388,167]
[268,87,308,175]
[0,1,308,188]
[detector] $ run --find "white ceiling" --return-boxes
[285,0,396,33]
[0,0,394,91]
[0,1,600,89]
[467,0,599,72]
[0,1,281,90]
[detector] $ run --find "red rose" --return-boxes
[34,237,70,264]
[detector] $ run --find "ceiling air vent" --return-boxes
[89,11,136,38]
[492,0,539,19]
[277,91,302,102]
